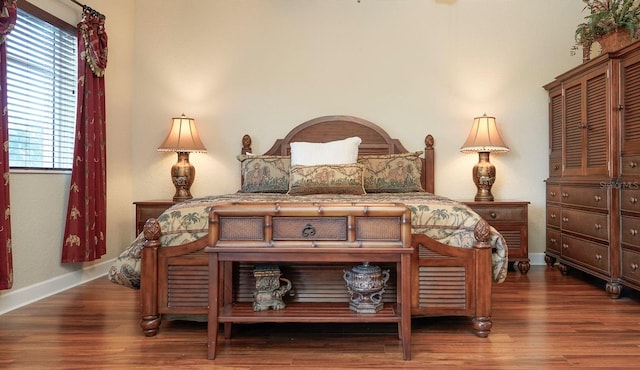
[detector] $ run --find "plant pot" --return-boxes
[597,29,634,53]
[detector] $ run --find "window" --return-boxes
[6,3,77,170]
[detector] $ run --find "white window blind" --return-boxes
[6,7,77,170]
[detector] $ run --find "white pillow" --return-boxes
[290,136,362,166]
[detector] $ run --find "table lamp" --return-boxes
[158,114,207,201]
[460,114,509,201]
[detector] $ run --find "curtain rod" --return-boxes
[70,0,105,19]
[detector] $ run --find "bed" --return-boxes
[108,115,508,339]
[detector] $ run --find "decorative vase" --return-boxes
[597,29,633,54]
[343,262,390,313]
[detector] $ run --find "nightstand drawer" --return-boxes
[469,205,526,223]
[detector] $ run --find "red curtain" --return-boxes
[0,0,16,290]
[61,8,108,263]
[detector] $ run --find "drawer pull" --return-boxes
[632,263,639,271]
[630,161,638,168]
[301,224,316,238]
[550,237,557,244]
[554,164,559,170]
[562,243,569,250]
[550,191,557,197]
[631,197,638,205]
[490,212,497,219]
[631,229,638,236]
[562,192,569,198]
[562,217,569,223]
[550,213,557,219]
[593,195,602,202]
[595,254,602,261]
[594,224,602,230]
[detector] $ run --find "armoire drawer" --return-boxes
[547,205,561,228]
[560,234,610,276]
[561,208,609,242]
[549,159,562,177]
[621,154,640,176]
[560,185,608,210]
[620,188,640,213]
[546,228,561,254]
[621,247,640,285]
[547,184,561,203]
[621,215,640,247]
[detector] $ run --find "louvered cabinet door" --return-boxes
[549,85,563,178]
[584,69,609,176]
[563,79,584,176]
[562,66,610,177]
[620,53,640,165]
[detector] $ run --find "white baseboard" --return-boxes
[529,252,547,266]
[0,258,115,315]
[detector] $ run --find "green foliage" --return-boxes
[575,0,640,44]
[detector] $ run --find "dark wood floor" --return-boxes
[1,265,640,369]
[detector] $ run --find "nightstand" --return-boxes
[133,200,176,235]
[463,200,530,274]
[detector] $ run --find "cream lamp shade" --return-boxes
[158,114,207,201]
[460,114,509,201]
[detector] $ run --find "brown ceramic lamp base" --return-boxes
[472,152,496,202]
[170,151,195,202]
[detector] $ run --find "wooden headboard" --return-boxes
[241,115,435,193]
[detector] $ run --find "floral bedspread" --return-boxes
[108,192,508,289]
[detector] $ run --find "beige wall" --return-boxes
[2,0,587,305]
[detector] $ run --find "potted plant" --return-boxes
[573,0,640,60]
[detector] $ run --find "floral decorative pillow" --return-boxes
[290,136,362,166]
[357,151,425,193]
[288,163,366,195]
[237,154,290,193]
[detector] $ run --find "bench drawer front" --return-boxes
[220,217,265,240]
[356,217,402,240]
[273,217,347,240]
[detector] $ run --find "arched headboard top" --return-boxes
[263,115,410,156]
[243,115,435,193]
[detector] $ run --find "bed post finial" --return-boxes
[241,134,252,154]
[423,134,435,194]
[425,134,434,150]
[473,219,491,245]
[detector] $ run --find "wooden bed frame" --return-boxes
[139,115,493,339]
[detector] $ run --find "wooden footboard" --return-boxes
[410,219,493,337]
[139,218,493,338]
